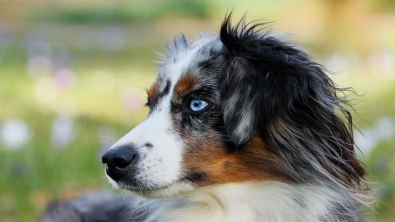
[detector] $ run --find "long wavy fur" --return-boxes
[218,13,370,204]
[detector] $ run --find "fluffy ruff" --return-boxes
[42,14,370,222]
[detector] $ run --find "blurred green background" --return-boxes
[0,0,394,221]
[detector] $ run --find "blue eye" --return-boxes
[190,99,208,111]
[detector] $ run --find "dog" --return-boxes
[42,14,371,222]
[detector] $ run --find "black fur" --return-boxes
[218,13,367,196]
[41,192,140,222]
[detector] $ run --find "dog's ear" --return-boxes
[218,14,367,199]
[218,15,315,145]
[218,15,340,147]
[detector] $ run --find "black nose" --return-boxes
[102,144,138,181]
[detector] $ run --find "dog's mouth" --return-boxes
[119,181,194,198]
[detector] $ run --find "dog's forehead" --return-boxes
[151,36,223,95]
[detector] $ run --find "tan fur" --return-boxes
[148,82,160,105]
[173,75,198,100]
[182,135,290,186]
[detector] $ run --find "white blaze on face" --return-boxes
[111,110,183,188]
[108,42,207,189]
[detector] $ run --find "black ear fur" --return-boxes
[219,14,319,145]
[218,14,367,193]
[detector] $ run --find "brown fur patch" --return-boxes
[181,134,290,187]
[148,82,160,105]
[173,75,198,100]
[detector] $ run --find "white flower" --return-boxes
[0,119,33,150]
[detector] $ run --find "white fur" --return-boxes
[131,181,346,222]
[105,173,119,189]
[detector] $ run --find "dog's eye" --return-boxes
[190,99,208,111]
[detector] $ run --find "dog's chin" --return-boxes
[113,179,195,199]
[126,181,195,199]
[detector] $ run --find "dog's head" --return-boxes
[102,15,366,199]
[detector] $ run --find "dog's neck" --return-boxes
[137,181,362,222]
